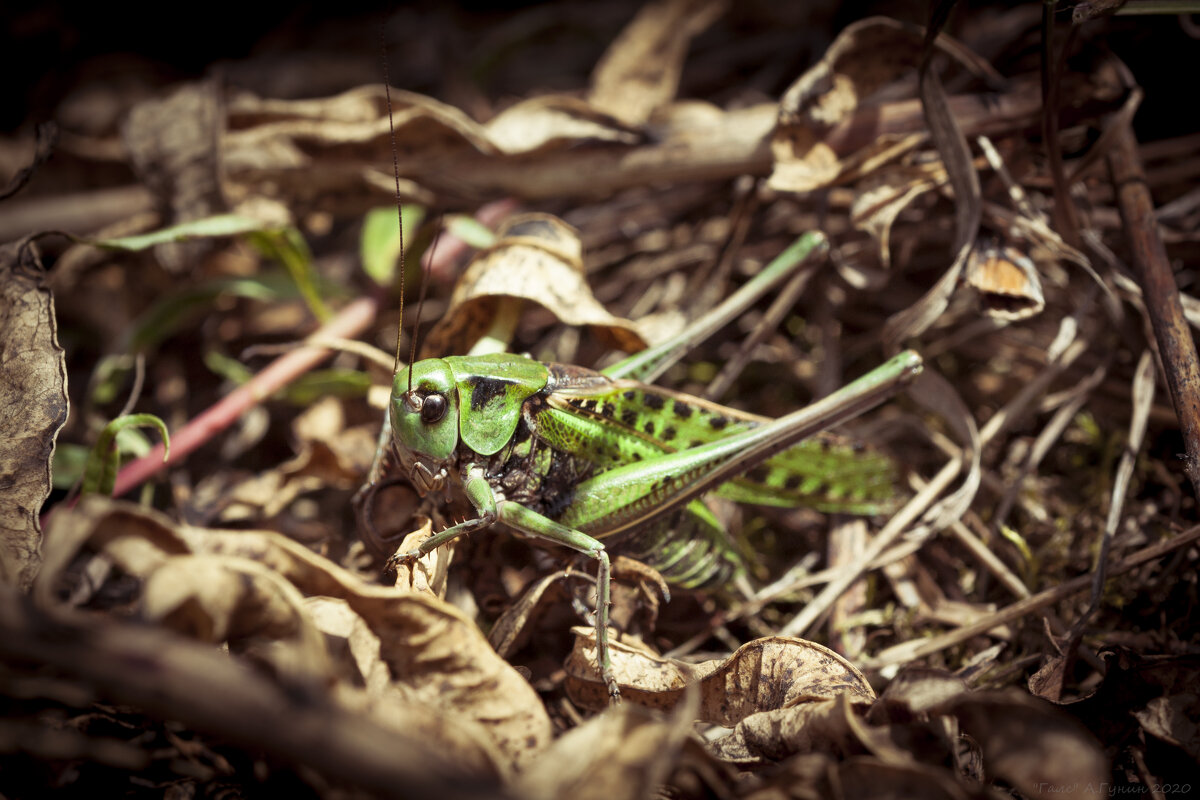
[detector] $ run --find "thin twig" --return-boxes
[1108,122,1200,498]
[863,523,1200,669]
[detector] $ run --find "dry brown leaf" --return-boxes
[1133,695,1200,758]
[0,583,503,797]
[289,396,377,488]
[566,634,875,725]
[1067,650,1200,766]
[387,518,450,598]
[37,499,551,771]
[963,239,1046,321]
[517,694,698,800]
[0,241,68,590]
[588,0,728,126]
[223,85,488,208]
[941,691,1108,800]
[34,496,189,608]
[488,568,575,659]
[422,213,646,356]
[867,667,971,723]
[836,757,975,800]
[710,693,867,764]
[191,398,375,526]
[483,96,641,154]
[143,554,334,682]
[122,81,225,273]
[850,164,943,267]
[189,527,553,768]
[306,595,510,778]
[770,18,934,194]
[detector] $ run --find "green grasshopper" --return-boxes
[376,229,923,700]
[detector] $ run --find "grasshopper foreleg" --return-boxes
[387,469,621,701]
[388,470,496,569]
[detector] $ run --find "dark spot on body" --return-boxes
[709,415,729,430]
[783,475,802,491]
[621,409,639,427]
[673,401,693,420]
[690,439,704,449]
[469,377,512,411]
[748,466,771,484]
[643,421,656,434]
[597,402,614,418]
[643,393,665,411]
[623,389,638,401]
[662,426,677,441]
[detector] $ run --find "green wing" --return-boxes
[539,380,900,515]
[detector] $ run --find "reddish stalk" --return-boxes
[109,296,380,499]
[1108,123,1200,498]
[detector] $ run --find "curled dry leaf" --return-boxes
[387,517,448,598]
[963,239,1046,321]
[142,554,333,682]
[195,396,376,526]
[566,633,875,723]
[36,498,552,772]
[421,213,647,356]
[710,693,868,765]
[305,595,508,779]
[1067,649,1200,768]
[488,568,576,659]
[850,164,943,267]
[192,526,553,769]
[483,96,642,155]
[770,18,935,194]
[0,583,503,797]
[34,495,188,609]
[587,0,728,126]
[0,241,68,590]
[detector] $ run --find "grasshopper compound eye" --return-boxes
[420,393,448,424]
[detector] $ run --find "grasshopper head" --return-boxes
[391,359,460,496]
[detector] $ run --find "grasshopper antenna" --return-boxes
[380,25,422,411]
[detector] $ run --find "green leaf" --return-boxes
[361,205,425,287]
[444,213,498,249]
[127,276,283,353]
[203,351,254,385]
[81,414,170,497]
[89,214,273,251]
[52,443,90,489]
[248,228,332,322]
[88,277,286,407]
[204,350,370,405]
[281,369,373,405]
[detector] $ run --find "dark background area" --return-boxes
[5,1,1198,142]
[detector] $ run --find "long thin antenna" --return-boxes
[410,219,442,365]
[379,26,408,388]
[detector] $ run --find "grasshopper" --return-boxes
[375,228,923,700]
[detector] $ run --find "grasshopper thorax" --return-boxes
[391,358,461,496]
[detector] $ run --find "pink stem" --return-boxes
[109,296,380,499]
